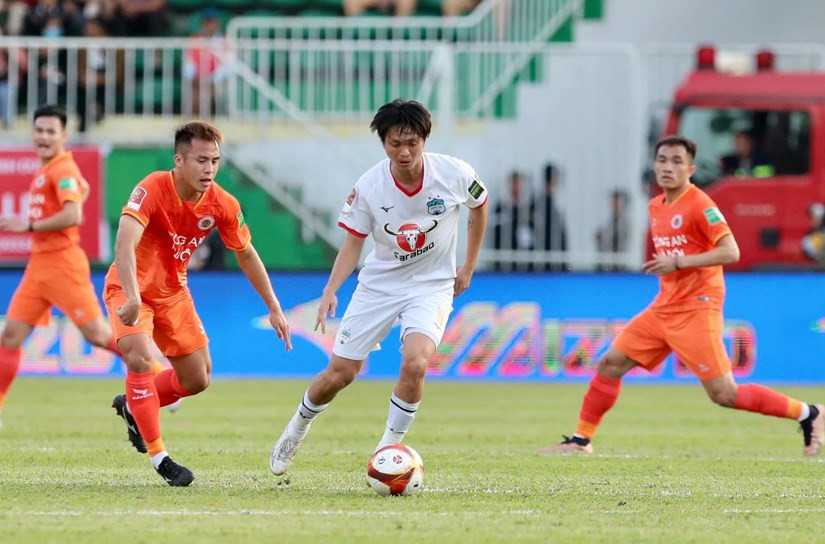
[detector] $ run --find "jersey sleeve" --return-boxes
[216,191,252,252]
[337,182,372,238]
[121,176,159,227]
[51,162,84,205]
[696,195,732,245]
[455,160,488,209]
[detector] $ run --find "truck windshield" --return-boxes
[677,107,810,187]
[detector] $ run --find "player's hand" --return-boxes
[314,291,338,334]
[643,254,679,276]
[453,265,473,297]
[116,298,141,327]
[268,308,292,351]
[0,216,29,233]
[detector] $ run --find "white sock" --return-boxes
[286,391,328,441]
[378,394,420,448]
[150,451,169,469]
[798,403,812,422]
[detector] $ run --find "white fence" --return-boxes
[1,37,824,270]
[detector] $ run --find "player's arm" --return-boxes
[643,233,740,275]
[80,178,90,203]
[0,201,82,233]
[234,244,292,351]
[113,215,146,327]
[315,233,366,333]
[455,203,488,297]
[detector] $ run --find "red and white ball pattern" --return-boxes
[366,444,424,496]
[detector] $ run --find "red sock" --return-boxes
[107,337,122,357]
[0,346,22,410]
[154,369,195,407]
[735,383,801,419]
[575,373,622,439]
[125,371,161,444]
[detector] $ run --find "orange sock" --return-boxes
[154,369,195,407]
[0,346,22,410]
[149,358,168,377]
[125,371,164,456]
[735,383,802,419]
[575,373,622,439]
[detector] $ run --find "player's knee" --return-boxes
[707,388,736,407]
[0,327,24,350]
[399,355,427,383]
[179,373,210,394]
[597,353,625,379]
[122,352,153,373]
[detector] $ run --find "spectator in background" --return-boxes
[187,230,226,271]
[539,163,567,271]
[77,17,114,132]
[343,0,417,17]
[183,8,227,116]
[22,0,61,36]
[492,170,535,271]
[594,189,630,272]
[801,202,825,269]
[115,0,168,37]
[720,130,771,178]
[5,1,30,35]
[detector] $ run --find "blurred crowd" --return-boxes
[0,0,169,38]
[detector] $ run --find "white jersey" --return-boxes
[338,152,488,295]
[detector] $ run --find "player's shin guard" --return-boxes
[0,346,22,410]
[125,371,164,456]
[378,394,420,448]
[576,373,622,439]
[154,369,195,407]
[734,383,801,419]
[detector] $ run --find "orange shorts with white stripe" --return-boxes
[612,306,731,382]
[104,284,209,358]
[6,246,103,326]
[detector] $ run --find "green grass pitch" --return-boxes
[1,378,824,543]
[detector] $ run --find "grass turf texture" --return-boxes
[1,379,824,543]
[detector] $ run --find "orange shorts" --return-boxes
[6,246,103,327]
[104,284,208,358]
[612,306,731,382]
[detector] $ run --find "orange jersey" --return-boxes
[28,152,87,254]
[105,171,251,300]
[648,184,732,311]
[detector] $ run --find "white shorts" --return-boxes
[332,284,454,361]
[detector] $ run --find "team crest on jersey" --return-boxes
[384,221,438,253]
[127,187,147,211]
[670,214,683,229]
[198,216,215,230]
[426,197,446,216]
[34,174,46,188]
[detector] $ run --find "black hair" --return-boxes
[655,135,697,160]
[370,99,432,142]
[33,104,67,128]
[175,120,224,153]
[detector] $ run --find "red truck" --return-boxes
[653,46,825,270]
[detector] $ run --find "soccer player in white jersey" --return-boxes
[269,99,489,475]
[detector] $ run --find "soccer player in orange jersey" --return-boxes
[539,135,824,456]
[0,104,159,427]
[106,121,292,486]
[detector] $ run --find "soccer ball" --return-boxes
[365,444,424,496]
